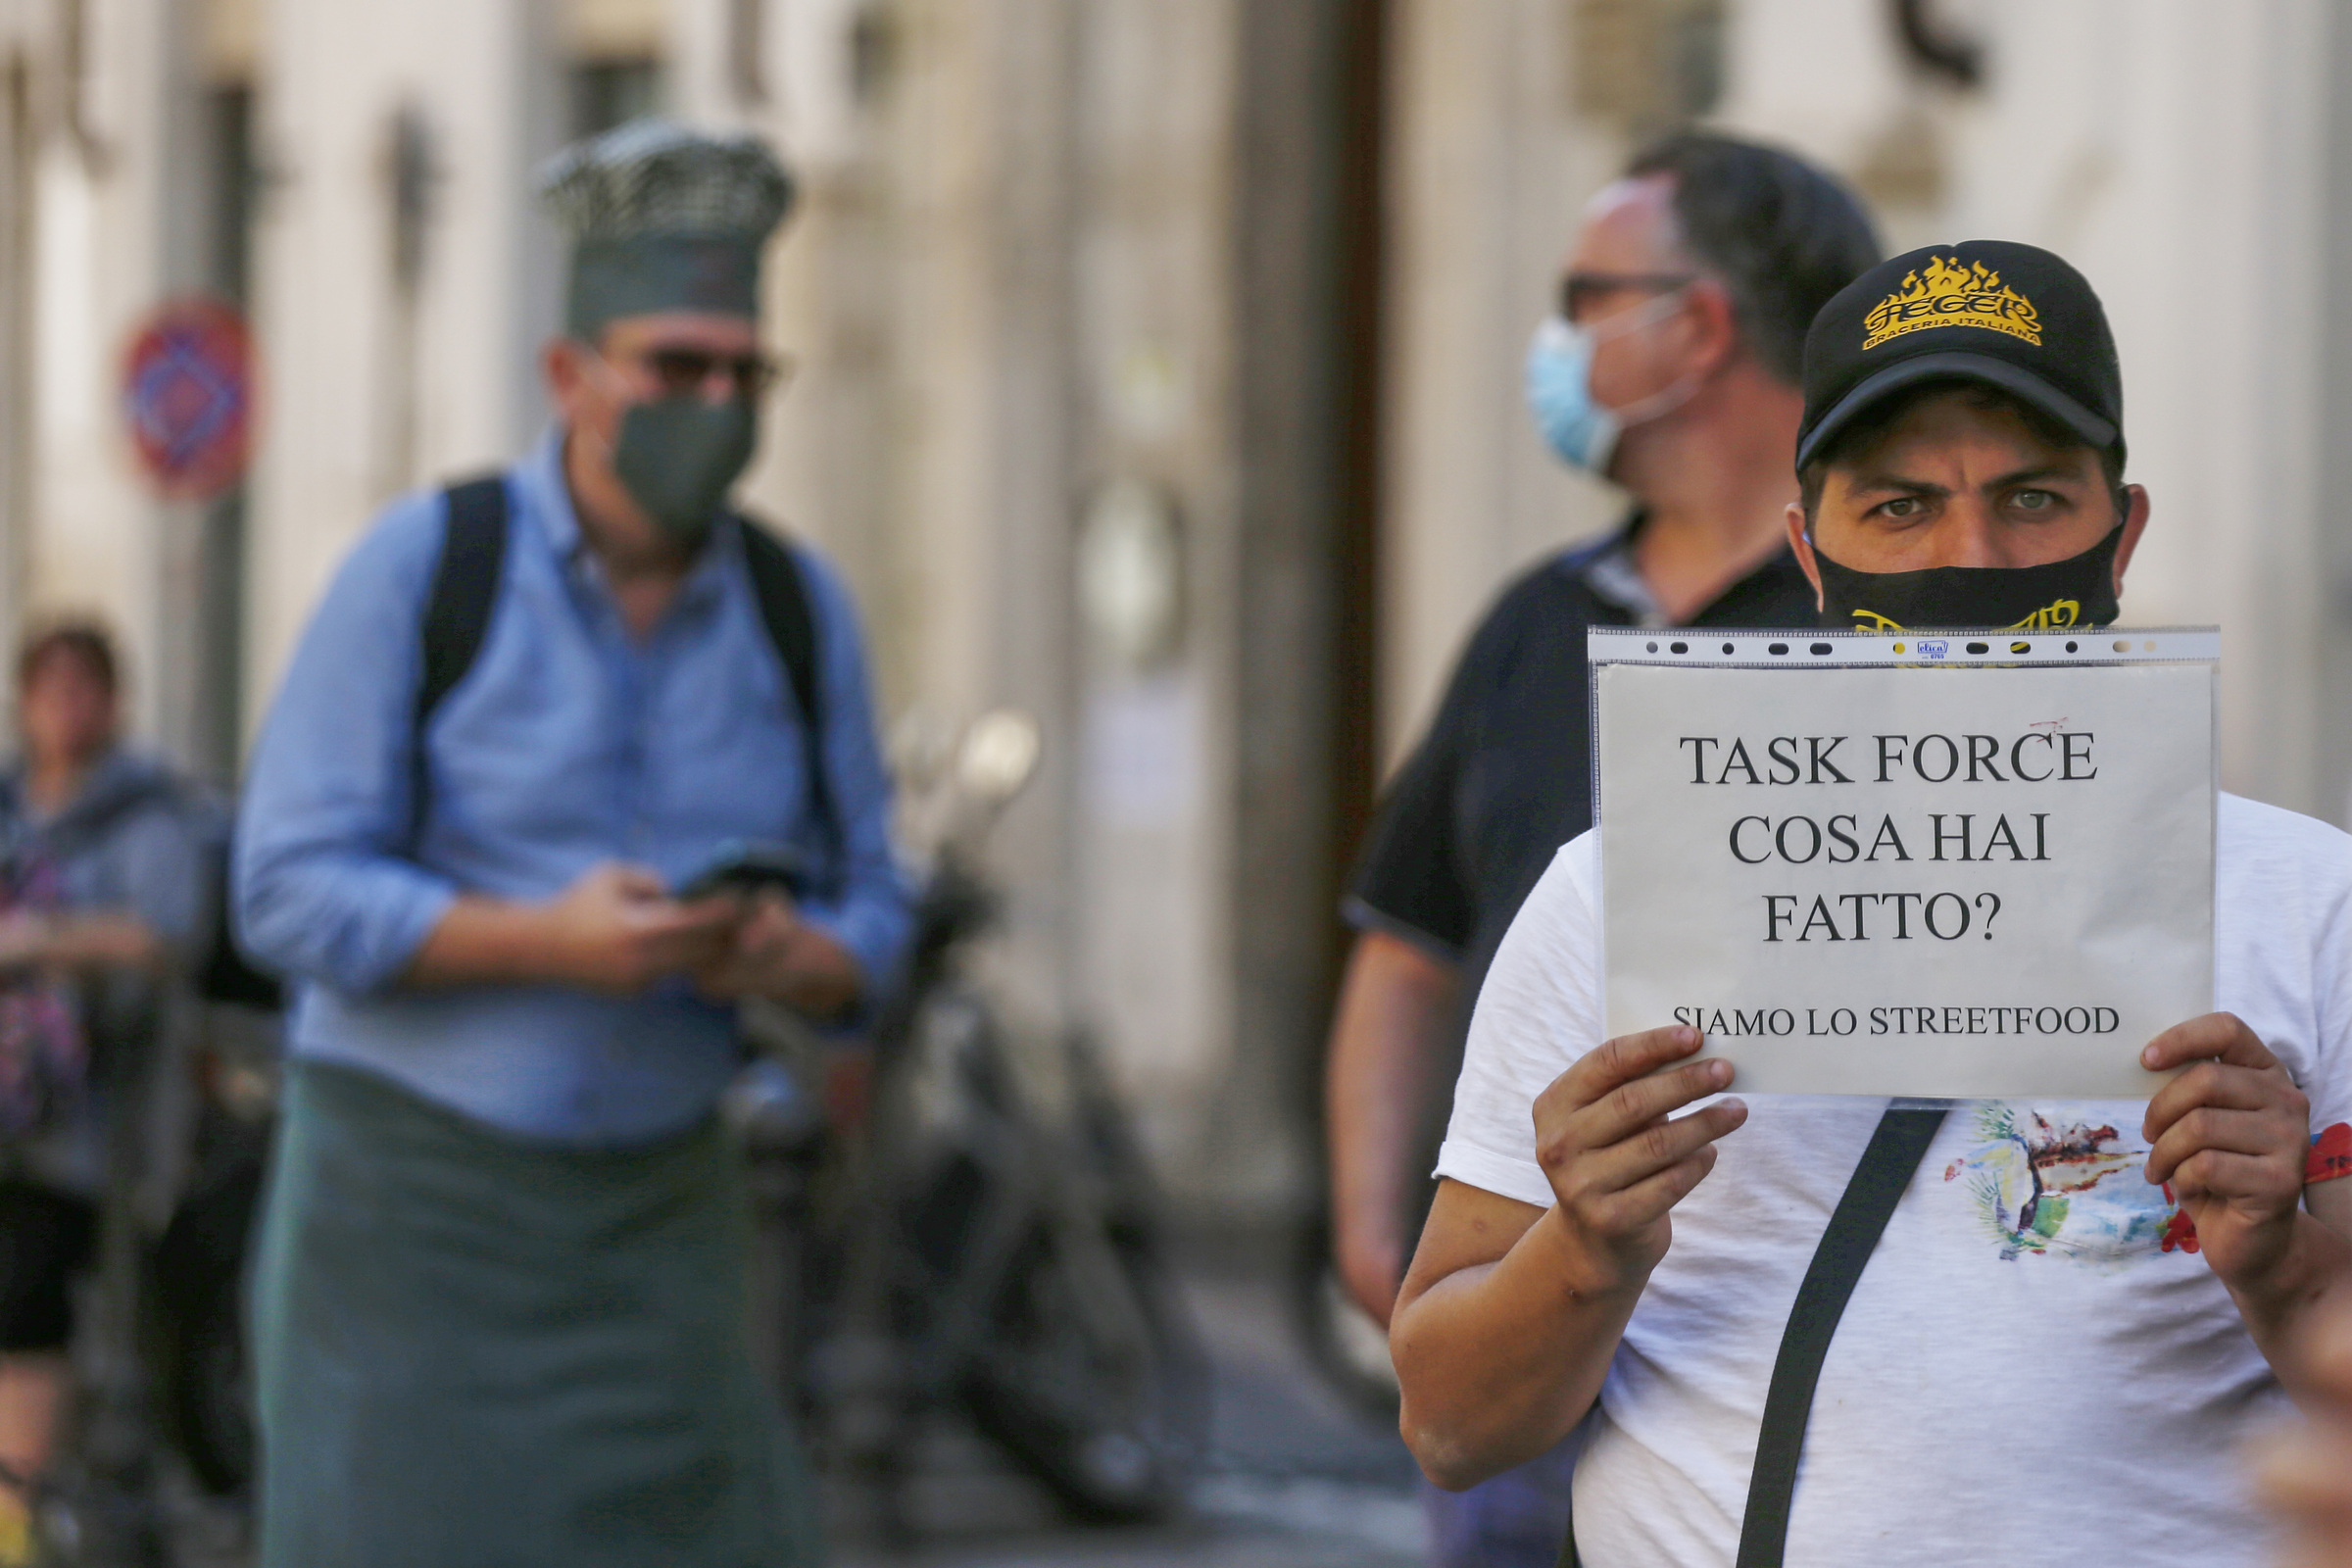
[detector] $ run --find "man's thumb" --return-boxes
[604,862,668,901]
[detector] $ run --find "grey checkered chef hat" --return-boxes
[538,119,796,340]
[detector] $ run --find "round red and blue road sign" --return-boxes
[120,299,254,502]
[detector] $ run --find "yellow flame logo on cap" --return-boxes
[1862,256,2042,351]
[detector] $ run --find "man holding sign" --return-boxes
[1391,241,2352,1566]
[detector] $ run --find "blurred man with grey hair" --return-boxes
[1325,131,1879,1567]
[236,121,909,1566]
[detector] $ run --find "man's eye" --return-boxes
[1881,497,1926,518]
[2012,489,2056,512]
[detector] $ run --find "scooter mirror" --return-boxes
[957,710,1042,803]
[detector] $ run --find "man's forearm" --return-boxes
[34,915,168,974]
[1328,1060,1423,1312]
[404,896,566,988]
[1394,1203,1641,1489]
[2234,1211,2352,1407]
[1327,931,1460,1322]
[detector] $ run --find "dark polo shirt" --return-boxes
[1346,518,1818,1189]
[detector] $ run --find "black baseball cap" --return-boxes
[1794,239,2124,474]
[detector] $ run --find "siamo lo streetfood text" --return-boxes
[1668,1003,2123,1039]
[1673,727,2096,946]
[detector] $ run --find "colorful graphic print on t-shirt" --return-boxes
[1943,1104,2352,1265]
[1942,1103,2183,1264]
[2312,1122,2352,1184]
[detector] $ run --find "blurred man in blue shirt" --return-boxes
[235,121,906,1568]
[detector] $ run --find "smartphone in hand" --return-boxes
[675,841,813,904]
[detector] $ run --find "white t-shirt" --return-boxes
[1439,792,2352,1568]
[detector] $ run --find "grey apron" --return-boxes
[250,1059,817,1568]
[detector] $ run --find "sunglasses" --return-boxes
[1558,270,1697,324]
[626,346,792,402]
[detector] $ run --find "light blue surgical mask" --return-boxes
[1524,286,1702,475]
[1525,317,1619,472]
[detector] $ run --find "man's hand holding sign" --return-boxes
[2143,1013,2350,1367]
[1394,241,2352,1567]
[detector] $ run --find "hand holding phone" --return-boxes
[676,841,813,905]
[680,844,860,1015]
[534,862,743,994]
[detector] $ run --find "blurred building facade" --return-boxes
[5,0,2352,1214]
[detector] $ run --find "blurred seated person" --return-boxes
[0,620,208,1562]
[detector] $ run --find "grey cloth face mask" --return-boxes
[611,396,757,547]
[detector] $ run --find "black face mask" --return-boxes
[1811,523,2125,632]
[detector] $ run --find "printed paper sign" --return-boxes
[1593,630,2216,1099]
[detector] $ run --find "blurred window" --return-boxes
[197,84,258,785]
[729,0,765,104]
[571,60,661,139]
[1571,0,1726,138]
[0,63,25,676]
[850,6,894,106]
[208,88,254,305]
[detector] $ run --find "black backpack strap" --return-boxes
[1734,1102,1948,1567]
[410,476,510,843]
[418,477,511,726]
[735,516,840,886]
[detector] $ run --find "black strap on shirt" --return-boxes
[411,478,836,882]
[409,477,511,848]
[1734,1102,1947,1567]
[1555,1102,1947,1568]
[416,477,512,733]
[737,517,838,875]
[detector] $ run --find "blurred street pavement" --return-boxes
[831,1250,1427,1568]
[158,1239,1426,1568]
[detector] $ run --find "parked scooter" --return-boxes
[738,710,1209,1529]
[149,1004,277,1505]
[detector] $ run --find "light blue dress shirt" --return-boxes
[236,431,911,1144]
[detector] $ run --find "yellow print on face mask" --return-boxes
[1862,257,2043,351]
[1846,599,2084,633]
